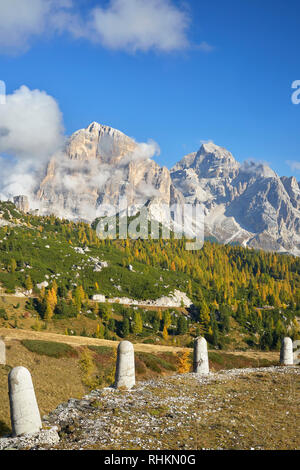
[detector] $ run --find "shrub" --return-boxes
[21,339,77,358]
[88,345,114,355]
[137,353,162,373]
[155,355,177,371]
[135,357,147,374]
[0,308,8,320]
[142,338,156,344]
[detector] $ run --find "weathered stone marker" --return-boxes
[114,341,136,390]
[193,336,209,374]
[0,338,5,365]
[280,337,294,366]
[8,366,42,437]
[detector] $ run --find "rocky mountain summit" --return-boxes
[36,122,183,222]
[171,143,300,255]
[8,122,300,254]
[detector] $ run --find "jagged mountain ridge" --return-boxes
[171,143,300,255]
[13,122,300,255]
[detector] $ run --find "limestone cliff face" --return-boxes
[13,195,30,213]
[36,122,182,221]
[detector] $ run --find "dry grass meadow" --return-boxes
[0,326,281,439]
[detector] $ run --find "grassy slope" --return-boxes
[0,334,278,438]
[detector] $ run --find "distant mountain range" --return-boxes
[11,122,300,255]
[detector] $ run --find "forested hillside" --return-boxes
[0,201,299,351]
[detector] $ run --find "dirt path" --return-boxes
[222,350,278,360]
[0,292,30,299]
[0,328,191,353]
[0,327,279,360]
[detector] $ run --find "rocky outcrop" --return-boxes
[106,290,192,308]
[0,427,59,450]
[13,195,29,213]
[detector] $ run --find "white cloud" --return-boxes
[0,0,193,54]
[121,139,160,165]
[286,160,300,172]
[0,158,38,201]
[240,159,276,178]
[0,0,74,54]
[195,41,215,53]
[88,0,190,52]
[0,85,65,200]
[0,85,64,159]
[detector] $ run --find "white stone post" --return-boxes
[8,367,42,437]
[114,341,136,390]
[280,337,294,366]
[0,338,5,365]
[193,336,209,374]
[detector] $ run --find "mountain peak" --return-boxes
[87,121,101,132]
[200,141,227,154]
[66,122,137,163]
[85,121,129,140]
[192,142,239,179]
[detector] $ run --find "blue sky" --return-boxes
[0,0,300,177]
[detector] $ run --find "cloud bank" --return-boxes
[0,0,74,54]
[286,160,300,172]
[0,85,64,159]
[0,0,193,54]
[0,84,65,200]
[89,0,190,53]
